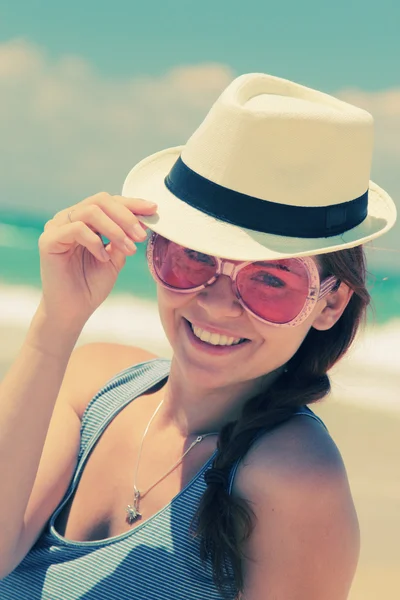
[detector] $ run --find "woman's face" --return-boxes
[156,255,349,391]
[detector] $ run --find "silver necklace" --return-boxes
[126,397,218,524]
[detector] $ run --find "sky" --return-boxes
[0,0,399,270]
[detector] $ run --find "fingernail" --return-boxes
[132,224,147,239]
[124,237,136,251]
[101,248,110,261]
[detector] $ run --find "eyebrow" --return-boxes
[257,262,302,277]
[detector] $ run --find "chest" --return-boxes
[54,397,217,542]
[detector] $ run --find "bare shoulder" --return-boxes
[67,342,159,419]
[232,410,354,512]
[232,413,360,599]
[234,410,345,488]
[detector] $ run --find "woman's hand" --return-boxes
[37,192,158,325]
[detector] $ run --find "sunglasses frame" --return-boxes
[146,232,341,328]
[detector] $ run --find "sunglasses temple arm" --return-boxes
[318,276,341,300]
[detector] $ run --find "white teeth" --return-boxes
[191,324,244,346]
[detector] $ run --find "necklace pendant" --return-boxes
[126,504,141,524]
[126,487,142,524]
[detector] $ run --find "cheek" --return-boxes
[251,317,312,362]
[156,286,197,339]
[157,285,195,311]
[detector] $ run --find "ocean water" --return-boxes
[0,208,399,413]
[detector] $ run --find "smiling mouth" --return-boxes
[185,318,250,346]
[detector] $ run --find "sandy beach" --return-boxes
[0,320,399,600]
[313,400,400,600]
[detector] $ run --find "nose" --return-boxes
[195,274,243,319]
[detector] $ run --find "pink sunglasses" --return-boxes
[146,233,341,327]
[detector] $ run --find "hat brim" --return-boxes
[122,146,397,261]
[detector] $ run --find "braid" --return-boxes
[190,245,371,599]
[190,370,330,598]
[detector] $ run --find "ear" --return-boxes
[312,282,354,331]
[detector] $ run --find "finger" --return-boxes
[61,195,155,243]
[92,199,149,243]
[67,204,140,254]
[47,206,80,229]
[39,221,112,263]
[81,192,158,215]
[111,195,158,215]
[47,193,157,248]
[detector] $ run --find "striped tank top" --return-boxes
[0,358,328,600]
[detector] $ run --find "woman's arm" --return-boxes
[0,308,84,577]
[233,416,360,600]
[0,305,157,578]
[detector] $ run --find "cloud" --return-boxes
[0,38,398,270]
[0,38,234,210]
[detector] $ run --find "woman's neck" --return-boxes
[155,357,283,437]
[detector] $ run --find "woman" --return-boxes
[0,73,396,599]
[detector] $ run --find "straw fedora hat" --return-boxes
[122,72,397,261]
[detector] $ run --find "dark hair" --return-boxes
[190,244,371,599]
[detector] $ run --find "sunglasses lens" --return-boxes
[236,259,310,324]
[152,235,217,289]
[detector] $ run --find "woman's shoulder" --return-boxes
[68,342,160,419]
[231,409,347,499]
[230,412,360,595]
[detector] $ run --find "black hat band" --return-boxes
[165,157,368,239]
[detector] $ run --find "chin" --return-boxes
[175,344,239,384]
